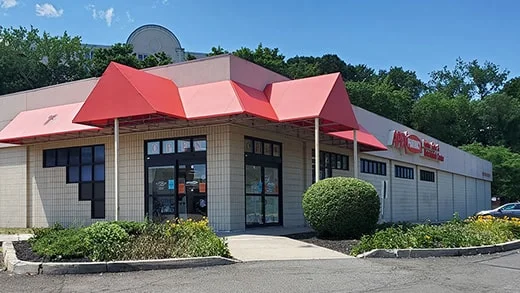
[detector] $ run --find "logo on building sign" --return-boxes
[388,130,445,162]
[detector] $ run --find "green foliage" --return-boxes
[302,177,380,239]
[0,26,90,95]
[347,81,414,125]
[207,45,229,56]
[411,93,476,146]
[29,220,229,262]
[232,44,287,76]
[29,225,87,260]
[460,143,520,201]
[84,222,130,261]
[350,216,519,256]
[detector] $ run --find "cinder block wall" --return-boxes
[0,146,27,227]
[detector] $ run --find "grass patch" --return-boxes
[28,219,230,262]
[351,215,520,256]
[0,228,33,235]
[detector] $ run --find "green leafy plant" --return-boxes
[29,227,87,260]
[302,177,380,239]
[84,222,130,261]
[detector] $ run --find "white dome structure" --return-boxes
[126,24,186,62]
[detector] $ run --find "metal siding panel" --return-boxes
[466,177,477,216]
[418,169,438,222]
[453,174,467,218]
[391,162,418,222]
[437,171,454,221]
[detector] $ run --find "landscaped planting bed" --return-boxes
[16,219,230,262]
[350,215,520,256]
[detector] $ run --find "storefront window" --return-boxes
[193,138,207,152]
[147,141,160,155]
[162,140,175,154]
[246,165,262,194]
[244,139,253,153]
[177,139,191,153]
[264,167,279,195]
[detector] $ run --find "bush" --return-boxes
[168,219,230,258]
[350,215,520,256]
[112,221,145,236]
[84,222,130,261]
[30,226,87,260]
[302,177,380,238]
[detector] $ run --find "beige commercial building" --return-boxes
[0,55,492,231]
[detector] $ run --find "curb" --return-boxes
[356,239,520,258]
[2,242,239,275]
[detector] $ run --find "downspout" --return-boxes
[315,118,320,183]
[114,118,120,221]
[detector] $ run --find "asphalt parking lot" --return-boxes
[1,250,519,293]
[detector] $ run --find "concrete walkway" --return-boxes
[0,234,32,242]
[224,228,352,261]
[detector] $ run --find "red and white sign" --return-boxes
[388,130,444,162]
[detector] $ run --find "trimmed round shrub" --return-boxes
[302,177,380,238]
[84,222,130,261]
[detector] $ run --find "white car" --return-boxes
[475,202,520,218]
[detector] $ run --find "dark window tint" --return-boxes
[57,149,69,166]
[79,183,93,201]
[395,165,414,179]
[69,148,80,165]
[81,165,93,181]
[360,159,386,176]
[92,201,105,219]
[81,147,93,164]
[94,145,105,163]
[44,149,57,167]
[420,170,435,182]
[94,164,105,181]
[94,182,105,200]
[68,166,80,183]
[193,138,207,152]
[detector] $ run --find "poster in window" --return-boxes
[147,141,160,155]
[263,143,272,156]
[244,139,253,153]
[272,144,280,157]
[162,140,175,154]
[254,141,263,154]
[193,139,207,151]
[178,183,185,194]
[199,182,206,193]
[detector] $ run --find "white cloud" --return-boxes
[126,11,134,23]
[85,5,115,27]
[35,3,63,18]
[1,0,17,9]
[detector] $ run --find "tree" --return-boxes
[90,43,141,76]
[467,60,509,99]
[344,64,376,82]
[502,77,520,99]
[411,93,476,146]
[232,44,287,76]
[461,143,520,201]
[346,81,414,125]
[141,52,173,68]
[378,67,426,100]
[428,58,509,99]
[286,54,349,79]
[473,93,520,150]
[186,53,197,61]
[207,45,228,56]
[0,26,90,95]
[90,44,173,76]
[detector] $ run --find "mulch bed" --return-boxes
[13,241,90,263]
[285,232,360,255]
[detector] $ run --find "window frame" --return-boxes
[395,165,414,180]
[419,170,435,182]
[360,158,386,176]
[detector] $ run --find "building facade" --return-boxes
[85,24,207,62]
[0,55,492,231]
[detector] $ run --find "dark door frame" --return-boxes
[144,146,206,220]
[245,154,283,228]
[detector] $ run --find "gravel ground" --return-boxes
[13,241,90,262]
[285,232,359,255]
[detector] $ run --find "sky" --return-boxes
[1,0,519,81]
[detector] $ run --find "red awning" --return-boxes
[330,125,388,151]
[0,103,100,144]
[264,73,359,132]
[178,80,278,121]
[73,62,186,127]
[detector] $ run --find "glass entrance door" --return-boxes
[147,166,176,221]
[178,162,207,221]
[245,164,281,226]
